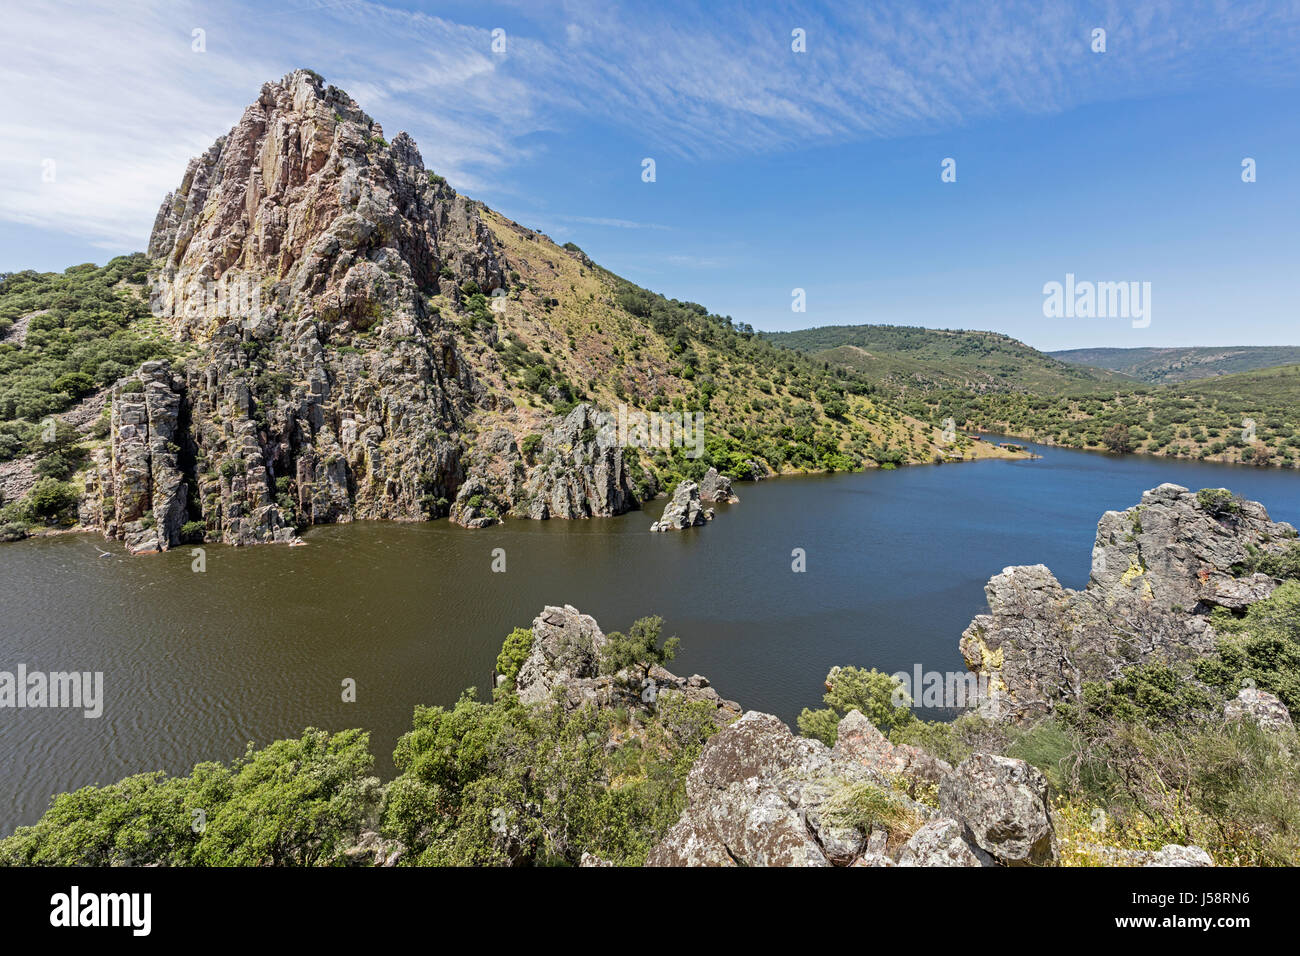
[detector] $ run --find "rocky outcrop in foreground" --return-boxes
[961,484,1298,721]
[642,706,1209,867]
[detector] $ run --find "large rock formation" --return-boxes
[86,70,644,549]
[698,466,738,504]
[645,707,1066,867]
[961,484,1297,721]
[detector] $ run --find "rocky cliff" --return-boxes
[961,483,1297,721]
[83,71,637,551]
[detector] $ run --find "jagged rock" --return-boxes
[87,70,504,547]
[650,480,713,532]
[959,485,1295,721]
[1090,483,1294,612]
[938,753,1056,866]
[579,852,614,867]
[512,605,741,724]
[515,605,608,707]
[960,564,1217,721]
[741,459,768,481]
[647,707,950,868]
[698,467,739,504]
[1224,687,1293,730]
[646,712,834,867]
[519,405,638,520]
[832,709,951,788]
[897,818,990,867]
[95,362,190,554]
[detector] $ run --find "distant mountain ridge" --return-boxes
[1051,346,1300,385]
[764,324,1129,394]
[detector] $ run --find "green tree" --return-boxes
[798,666,915,745]
[599,615,679,682]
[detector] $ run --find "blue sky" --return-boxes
[2,0,1297,350]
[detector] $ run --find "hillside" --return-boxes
[0,70,1019,549]
[1052,345,1300,384]
[766,324,1128,395]
[905,363,1300,465]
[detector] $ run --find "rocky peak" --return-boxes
[85,71,655,550]
[149,68,503,341]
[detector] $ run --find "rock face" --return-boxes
[85,361,190,554]
[647,709,954,868]
[1089,483,1292,612]
[650,480,713,532]
[896,818,988,867]
[698,467,739,504]
[519,405,638,520]
[961,485,1297,721]
[86,70,645,548]
[1224,687,1293,730]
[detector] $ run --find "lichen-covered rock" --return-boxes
[512,605,740,724]
[897,818,990,867]
[938,753,1056,866]
[646,709,942,867]
[646,712,834,867]
[1224,687,1293,730]
[960,564,1216,721]
[515,604,608,707]
[699,467,738,504]
[1090,843,1214,867]
[650,480,713,532]
[1090,483,1294,612]
[832,709,951,787]
[959,485,1295,721]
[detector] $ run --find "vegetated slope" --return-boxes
[1052,346,1300,384]
[0,70,1020,548]
[904,363,1300,466]
[766,324,1128,394]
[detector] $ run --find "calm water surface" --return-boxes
[3,441,1300,833]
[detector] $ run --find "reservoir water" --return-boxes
[3,440,1299,834]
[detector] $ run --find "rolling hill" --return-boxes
[1051,346,1300,385]
[765,324,1130,395]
